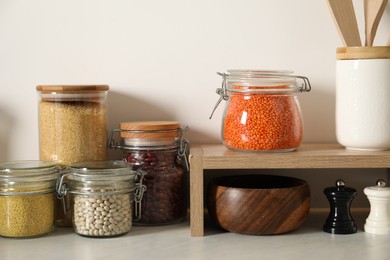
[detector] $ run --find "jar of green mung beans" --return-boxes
[0,160,60,238]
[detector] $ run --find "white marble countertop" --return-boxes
[1,211,389,260]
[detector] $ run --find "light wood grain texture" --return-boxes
[36,85,109,102]
[189,143,390,236]
[327,0,361,47]
[337,46,390,60]
[199,143,390,169]
[364,0,388,46]
[119,121,180,139]
[36,85,109,91]
[189,146,205,237]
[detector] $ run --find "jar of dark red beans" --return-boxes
[109,121,189,225]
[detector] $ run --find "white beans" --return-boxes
[73,193,132,237]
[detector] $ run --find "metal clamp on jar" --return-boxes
[109,121,189,225]
[57,160,145,238]
[210,70,311,152]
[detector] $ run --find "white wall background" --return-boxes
[0,0,389,207]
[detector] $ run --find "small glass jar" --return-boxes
[36,85,109,227]
[0,161,60,238]
[211,70,311,152]
[109,121,189,225]
[57,161,140,238]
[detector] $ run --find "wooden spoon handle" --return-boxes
[364,0,388,46]
[327,0,361,47]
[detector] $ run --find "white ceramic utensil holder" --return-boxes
[336,47,390,151]
[364,180,390,235]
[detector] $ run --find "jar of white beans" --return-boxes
[57,161,144,238]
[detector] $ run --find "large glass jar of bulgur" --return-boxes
[0,161,60,238]
[212,70,311,152]
[37,85,109,226]
[109,121,189,225]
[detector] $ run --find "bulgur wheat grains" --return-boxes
[38,101,107,165]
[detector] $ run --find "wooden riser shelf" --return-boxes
[189,143,390,237]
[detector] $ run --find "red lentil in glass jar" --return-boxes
[211,70,311,152]
[109,121,189,225]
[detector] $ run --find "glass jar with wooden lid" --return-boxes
[109,121,189,225]
[36,85,109,226]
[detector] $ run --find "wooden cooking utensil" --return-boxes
[364,0,388,46]
[327,0,362,47]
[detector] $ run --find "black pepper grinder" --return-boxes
[323,179,357,234]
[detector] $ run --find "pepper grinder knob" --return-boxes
[336,179,345,189]
[323,179,357,234]
[364,179,390,234]
[376,179,386,187]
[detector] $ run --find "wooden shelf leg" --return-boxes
[189,147,204,237]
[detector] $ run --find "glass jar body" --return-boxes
[70,192,133,237]
[36,85,109,165]
[0,192,55,238]
[0,161,59,238]
[222,90,303,152]
[37,85,109,227]
[218,71,306,152]
[124,148,187,225]
[63,161,137,238]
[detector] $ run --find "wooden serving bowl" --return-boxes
[207,175,310,235]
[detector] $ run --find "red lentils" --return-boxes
[222,85,303,151]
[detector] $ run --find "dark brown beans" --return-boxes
[124,148,187,225]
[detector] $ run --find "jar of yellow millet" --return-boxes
[211,70,311,152]
[0,160,60,238]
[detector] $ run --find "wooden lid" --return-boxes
[337,46,390,60]
[36,85,109,92]
[37,85,109,102]
[119,121,181,139]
